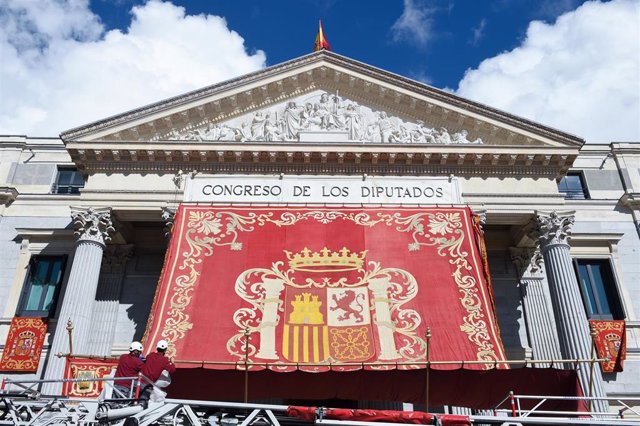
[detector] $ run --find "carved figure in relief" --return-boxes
[411,120,437,144]
[451,129,482,144]
[300,102,322,130]
[343,103,361,140]
[237,122,252,142]
[316,93,344,129]
[390,126,411,144]
[212,124,237,141]
[171,90,484,145]
[435,127,452,144]
[378,112,394,142]
[282,102,301,139]
[264,113,284,141]
[250,112,268,140]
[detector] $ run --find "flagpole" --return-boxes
[588,324,597,412]
[425,327,431,413]
[244,327,250,404]
[66,318,74,357]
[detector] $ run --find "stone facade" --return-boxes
[0,51,638,414]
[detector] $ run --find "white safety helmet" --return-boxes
[129,341,143,352]
[156,340,169,350]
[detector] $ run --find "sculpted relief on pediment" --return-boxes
[163,91,483,145]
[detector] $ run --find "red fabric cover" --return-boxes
[62,357,118,398]
[114,353,144,387]
[141,352,176,383]
[589,320,626,373]
[0,317,47,372]
[167,367,586,411]
[287,406,436,423]
[144,206,506,372]
[439,415,471,426]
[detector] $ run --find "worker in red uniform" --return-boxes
[139,340,176,405]
[113,341,144,398]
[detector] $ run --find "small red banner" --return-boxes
[0,317,47,372]
[62,357,118,398]
[590,320,626,373]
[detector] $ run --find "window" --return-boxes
[17,256,67,317]
[53,168,85,194]
[573,259,623,320]
[558,172,589,199]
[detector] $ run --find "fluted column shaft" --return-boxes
[43,207,114,394]
[521,275,562,361]
[88,245,134,356]
[534,211,607,413]
[510,248,562,362]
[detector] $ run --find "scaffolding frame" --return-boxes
[1,375,640,426]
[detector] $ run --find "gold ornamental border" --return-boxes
[152,207,504,366]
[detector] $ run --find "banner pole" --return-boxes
[66,318,74,356]
[244,327,250,404]
[588,324,597,412]
[425,327,431,413]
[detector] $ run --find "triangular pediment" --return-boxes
[61,51,582,149]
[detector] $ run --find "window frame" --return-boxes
[572,258,625,321]
[558,171,590,200]
[16,255,68,318]
[52,167,85,195]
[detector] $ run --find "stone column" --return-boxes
[43,207,114,394]
[87,244,134,356]
[533,211,608,413]
[510,247,562,363]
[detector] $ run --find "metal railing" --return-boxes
[493,391,640,420]
[2,375,640,425]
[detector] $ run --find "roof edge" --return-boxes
[60,50,584,147]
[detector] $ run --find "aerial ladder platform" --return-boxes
[1,376,639,426]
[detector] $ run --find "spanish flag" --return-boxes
[313,19,330,52]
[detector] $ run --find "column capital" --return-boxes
[533,210,575,249]
[509,247,544,279]
[71,207,114,246]
[101,244,134,273]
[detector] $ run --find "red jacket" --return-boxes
[113,353,144,387]
[141,352,176,384]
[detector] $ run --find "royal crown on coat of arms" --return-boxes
[284,247,367,272]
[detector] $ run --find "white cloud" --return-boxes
[470,18,486,46]
[391,0,438,47]
[0,0,266,136]
[456,0,640,143]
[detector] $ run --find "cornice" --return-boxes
[14,228,75,241]
[65,140,576,177]
[60,51,584,148]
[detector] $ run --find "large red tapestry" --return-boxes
[62,357,118,398]
[589,320,626,373]
[145,206,506,372]
[0,317,47,372]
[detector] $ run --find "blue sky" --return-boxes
[89,0,590,89]
[1,0,638,142]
